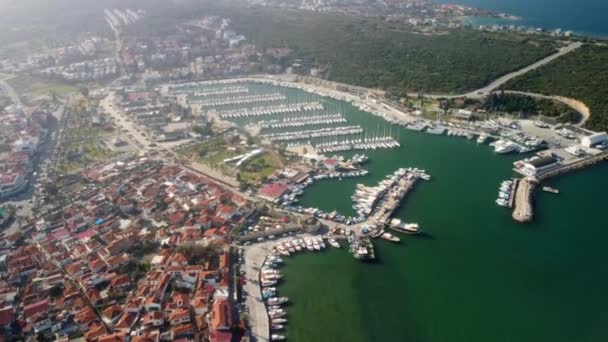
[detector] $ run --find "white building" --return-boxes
[521,156,560,177]
[581,132,608,148]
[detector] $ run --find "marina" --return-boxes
[181,79,608,342]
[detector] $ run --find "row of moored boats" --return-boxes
[261,125,364,142]
[218,102,324,118]
[496,179,515,207]
[258,113,347,129]
[194,92,286,107]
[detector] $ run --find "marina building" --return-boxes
[581,132,608,148]
[521,156,560,177]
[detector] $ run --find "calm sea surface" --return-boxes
[226,83,608,341]
[438,0,608,37]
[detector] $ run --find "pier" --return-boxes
[512,152,608,222]
[512,177,536,223]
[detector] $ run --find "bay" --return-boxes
[437,0,608,37]
[273,91,608,342]
[220,82,608,341]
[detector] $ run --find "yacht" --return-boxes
[494,140,519,154]
[390,219,420,234]
[477,134,488,144]
[426,125,446,135]
[381,232,400,242]
[328,238,341,248]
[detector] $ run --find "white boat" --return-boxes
[477,134,488,144]
[328,238,341,248]
[271,334,286,341]
[494,140,519,154]
[381,232,400,242]
[267,297,289,305]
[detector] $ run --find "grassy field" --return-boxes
[58,140,114,174]
[504,44,608,131]
[240,152,283,183]
[6,76,78,102]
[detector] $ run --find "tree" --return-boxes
[49,286,63,298]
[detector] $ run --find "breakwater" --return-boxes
[512,151,608,222]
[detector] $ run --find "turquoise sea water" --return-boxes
[219,83,608,341]
[438,0,608,37]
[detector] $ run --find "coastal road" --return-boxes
[412,41,583,99]
[465,41,583,96]
[499,90,591,126]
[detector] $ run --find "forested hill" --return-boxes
[222,7,557,94]
[504,44,608,132]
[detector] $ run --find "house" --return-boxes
[131,330,160,342]
[172,293,190,309]
[192,297,208,315]
[209,298,231,331]
[98,332,127,342]
[102,304,123,323]
[144,296,162,311]
[216,204,234,221]
[172,323,195,339]
[168,308,191,326]
[84,321,107,341]
[74,307,98,329]
[142,311,164,327]
[170,253,188,267]
[23,299,49,322]
[114,312,137,332]
[0,306,14,328]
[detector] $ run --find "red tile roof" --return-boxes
[258,183,288,199]
[23,299,49,318]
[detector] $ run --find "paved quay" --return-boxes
[242,236,305,341]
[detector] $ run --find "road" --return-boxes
[412,41,583,99]
[466,41,583,96]
[499,90,591,126]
